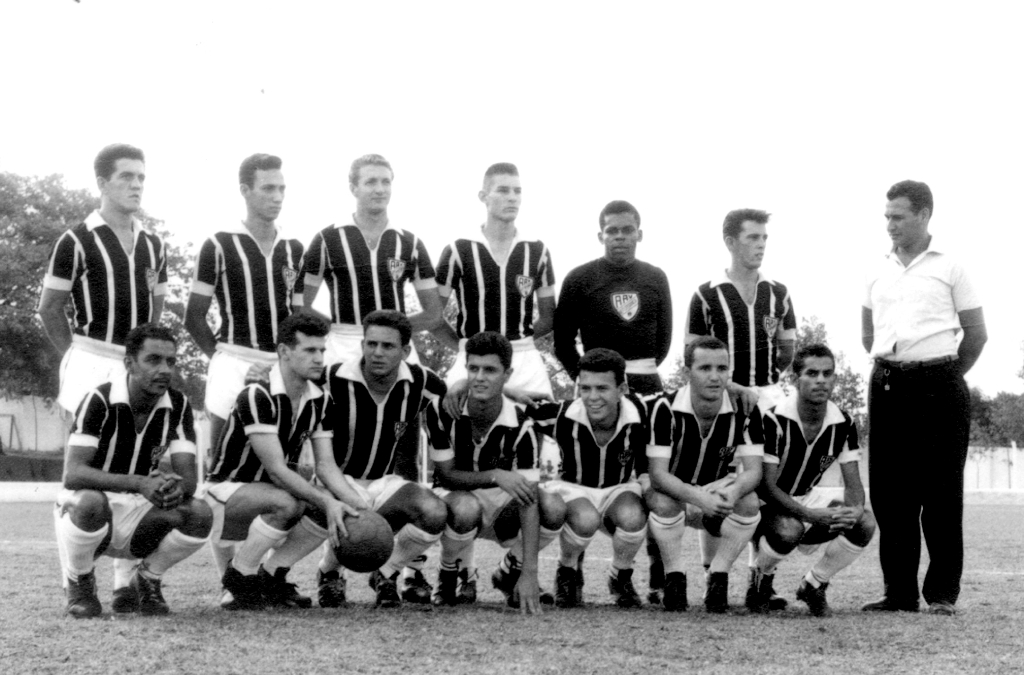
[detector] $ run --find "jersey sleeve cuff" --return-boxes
[304,273,323,288]
[536,286,555,298]
[413,279,438,291]
[311,430,333,440]
[43,274,74,292]
[153,283,168,297]
[735,444,764,458]
[777,329,796,340]
[68,433,99,448]
[429,448,455,463]
[646,445,672,459]
[837,448,862,463]
[244,424,279,436]
[168,440,197,456]
[291,294,305,308]
[762,454,780,464]
[190,281,215,297]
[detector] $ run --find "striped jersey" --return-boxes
[302,224,436,324]
[425,397,539,480]
[327,358,446,480]
[528,394,649,488]
[190,226,304,352]
[208,364,332,484]
[646,386,764,486]
[686,271,796,387]
[68,376,196,477]
[42,211,167,345]
[762,395,860,497]
[435,234,555,339]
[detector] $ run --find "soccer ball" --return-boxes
[333,511,394,573]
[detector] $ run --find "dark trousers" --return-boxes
[868,361,970,605]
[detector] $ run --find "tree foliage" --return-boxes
[970,387,1024,451]
[792,316,868,437]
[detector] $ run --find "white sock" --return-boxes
[143,530,208,577]
[754,536,788,576]
[112,557,138,589]
[808,535,864,585]
[379,524,440,579]
[709,512,760,573]
[611,526,647,571]
[265,517,328,573]
[318,542,341,574]
[440,526,477,569]
[648,512,687,575]
[56,514,108,581]
[506,524,561,563]
[53,505,70,588]
[210,539,236,578]
[699,529,718,568]
[558,526,593,568]
[233,516,288,576]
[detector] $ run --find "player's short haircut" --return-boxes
[578,348,626,386]
[887,180,933,215]
[684,336,729,368]
[792,343,836,376]
[599,200,641,231]
[349,154,393,187]
[483,162,519,189]
[465,331,513,371]
[125,323,176,360]
[239,153,283,188]
[363,309,412,346]
[277,313,329,347]
[723,209,770,240]
[94,144,145,180]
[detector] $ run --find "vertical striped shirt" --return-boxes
[528,394,649,488]
[208,365,332,484]
[68,377,196,477]
[190,226,305,352]
[327,359,446,480]
[302,224,436,324]
[425,397,539,478]
[646,386,764,486]
[686,271,796,387]
[762,395,861,497]
[435,234,555,339]
[42,211,167,345]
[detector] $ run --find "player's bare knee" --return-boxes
[445,492,482,533]
[565,502,601,538]
[178,498,213,537]
[735,492,761,518]
[68,490,111,530]
[608,498,647,533]
[764,516,803,552]
[538,491,567,530]
[266,491,304,528]
[645,491,681,519]
[847,509,876,546]
[412,491,448,534]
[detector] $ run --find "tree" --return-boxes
[793,316,868,436]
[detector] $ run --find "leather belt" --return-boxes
[875,355,957,371]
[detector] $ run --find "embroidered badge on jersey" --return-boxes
[387,258,407,283]
[764,315,779,335]
[394,421,409,439]
[149,444,169,470]
[516,274,534,298]
[145,267,158,293]
[282,266,298,291]
[618,445,632,466]
[819,455,835,472]
[612,292,639,321]
[718,446,736,461]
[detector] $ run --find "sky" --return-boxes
[3,1,1022,396]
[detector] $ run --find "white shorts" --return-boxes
[56,488,153,558]
[58,336,126,413]
[326,324,420,366]
[433,486,515,543]
[445,336,553,399]
[205,344,279,419]
[340,474,414,512]
[200,481,247,543]
[542,480,642,535]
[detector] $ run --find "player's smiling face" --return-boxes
[281,332,326,381]
[578,370,625,428]
[127,338,176,398]
[728,221,767,271]
[99,158,145,215]
[351,164,393,215]
[243,168,285,223]
[885,196,929,253]
[480,173,522,224]
[466,353,510,402]
[599,213,642,265]
[685,347,730,404]
[795,355,836,405]
[362,325,409,378]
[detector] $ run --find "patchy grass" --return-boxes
[2,503,1021,674]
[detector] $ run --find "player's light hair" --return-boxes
[363,310,412,346]
[723,208,770,240]
[125,323,176,360]
[684,336,729,368]
[887,179,933,215]
[579,348,627,386]
[482,162,519,190]
[94,144,145,180]
[349,154,393,187]
[792,343,836,376]
[277,313,329,347]
[599,200,641,231]
[239,153,283,188]
[465,331,513,371]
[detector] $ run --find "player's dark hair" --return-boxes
[125,323,176,360]
[363,309,412,346]
[239,153,283,188]
[277,313,329,347]
[465,331,513,371]
[792,343,836,376]
[94,144,145,180]
[349,154,393,187]
[684,336,729,368]
[723,209,770,240]
[578,348,626,386]
[483,162,519,188]
[887,180,933,215]
[599,200,641,231]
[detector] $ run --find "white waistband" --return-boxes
[625,358,658,375]
[330,323,364,338]
[71,334,125,359]
[215,342,279,364]
[457,336,537,353]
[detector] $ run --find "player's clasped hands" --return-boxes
[493,470,538,505]
[142,469,184,510]
[699,485,733,518]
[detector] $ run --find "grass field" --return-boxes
[2,502,1022,675]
